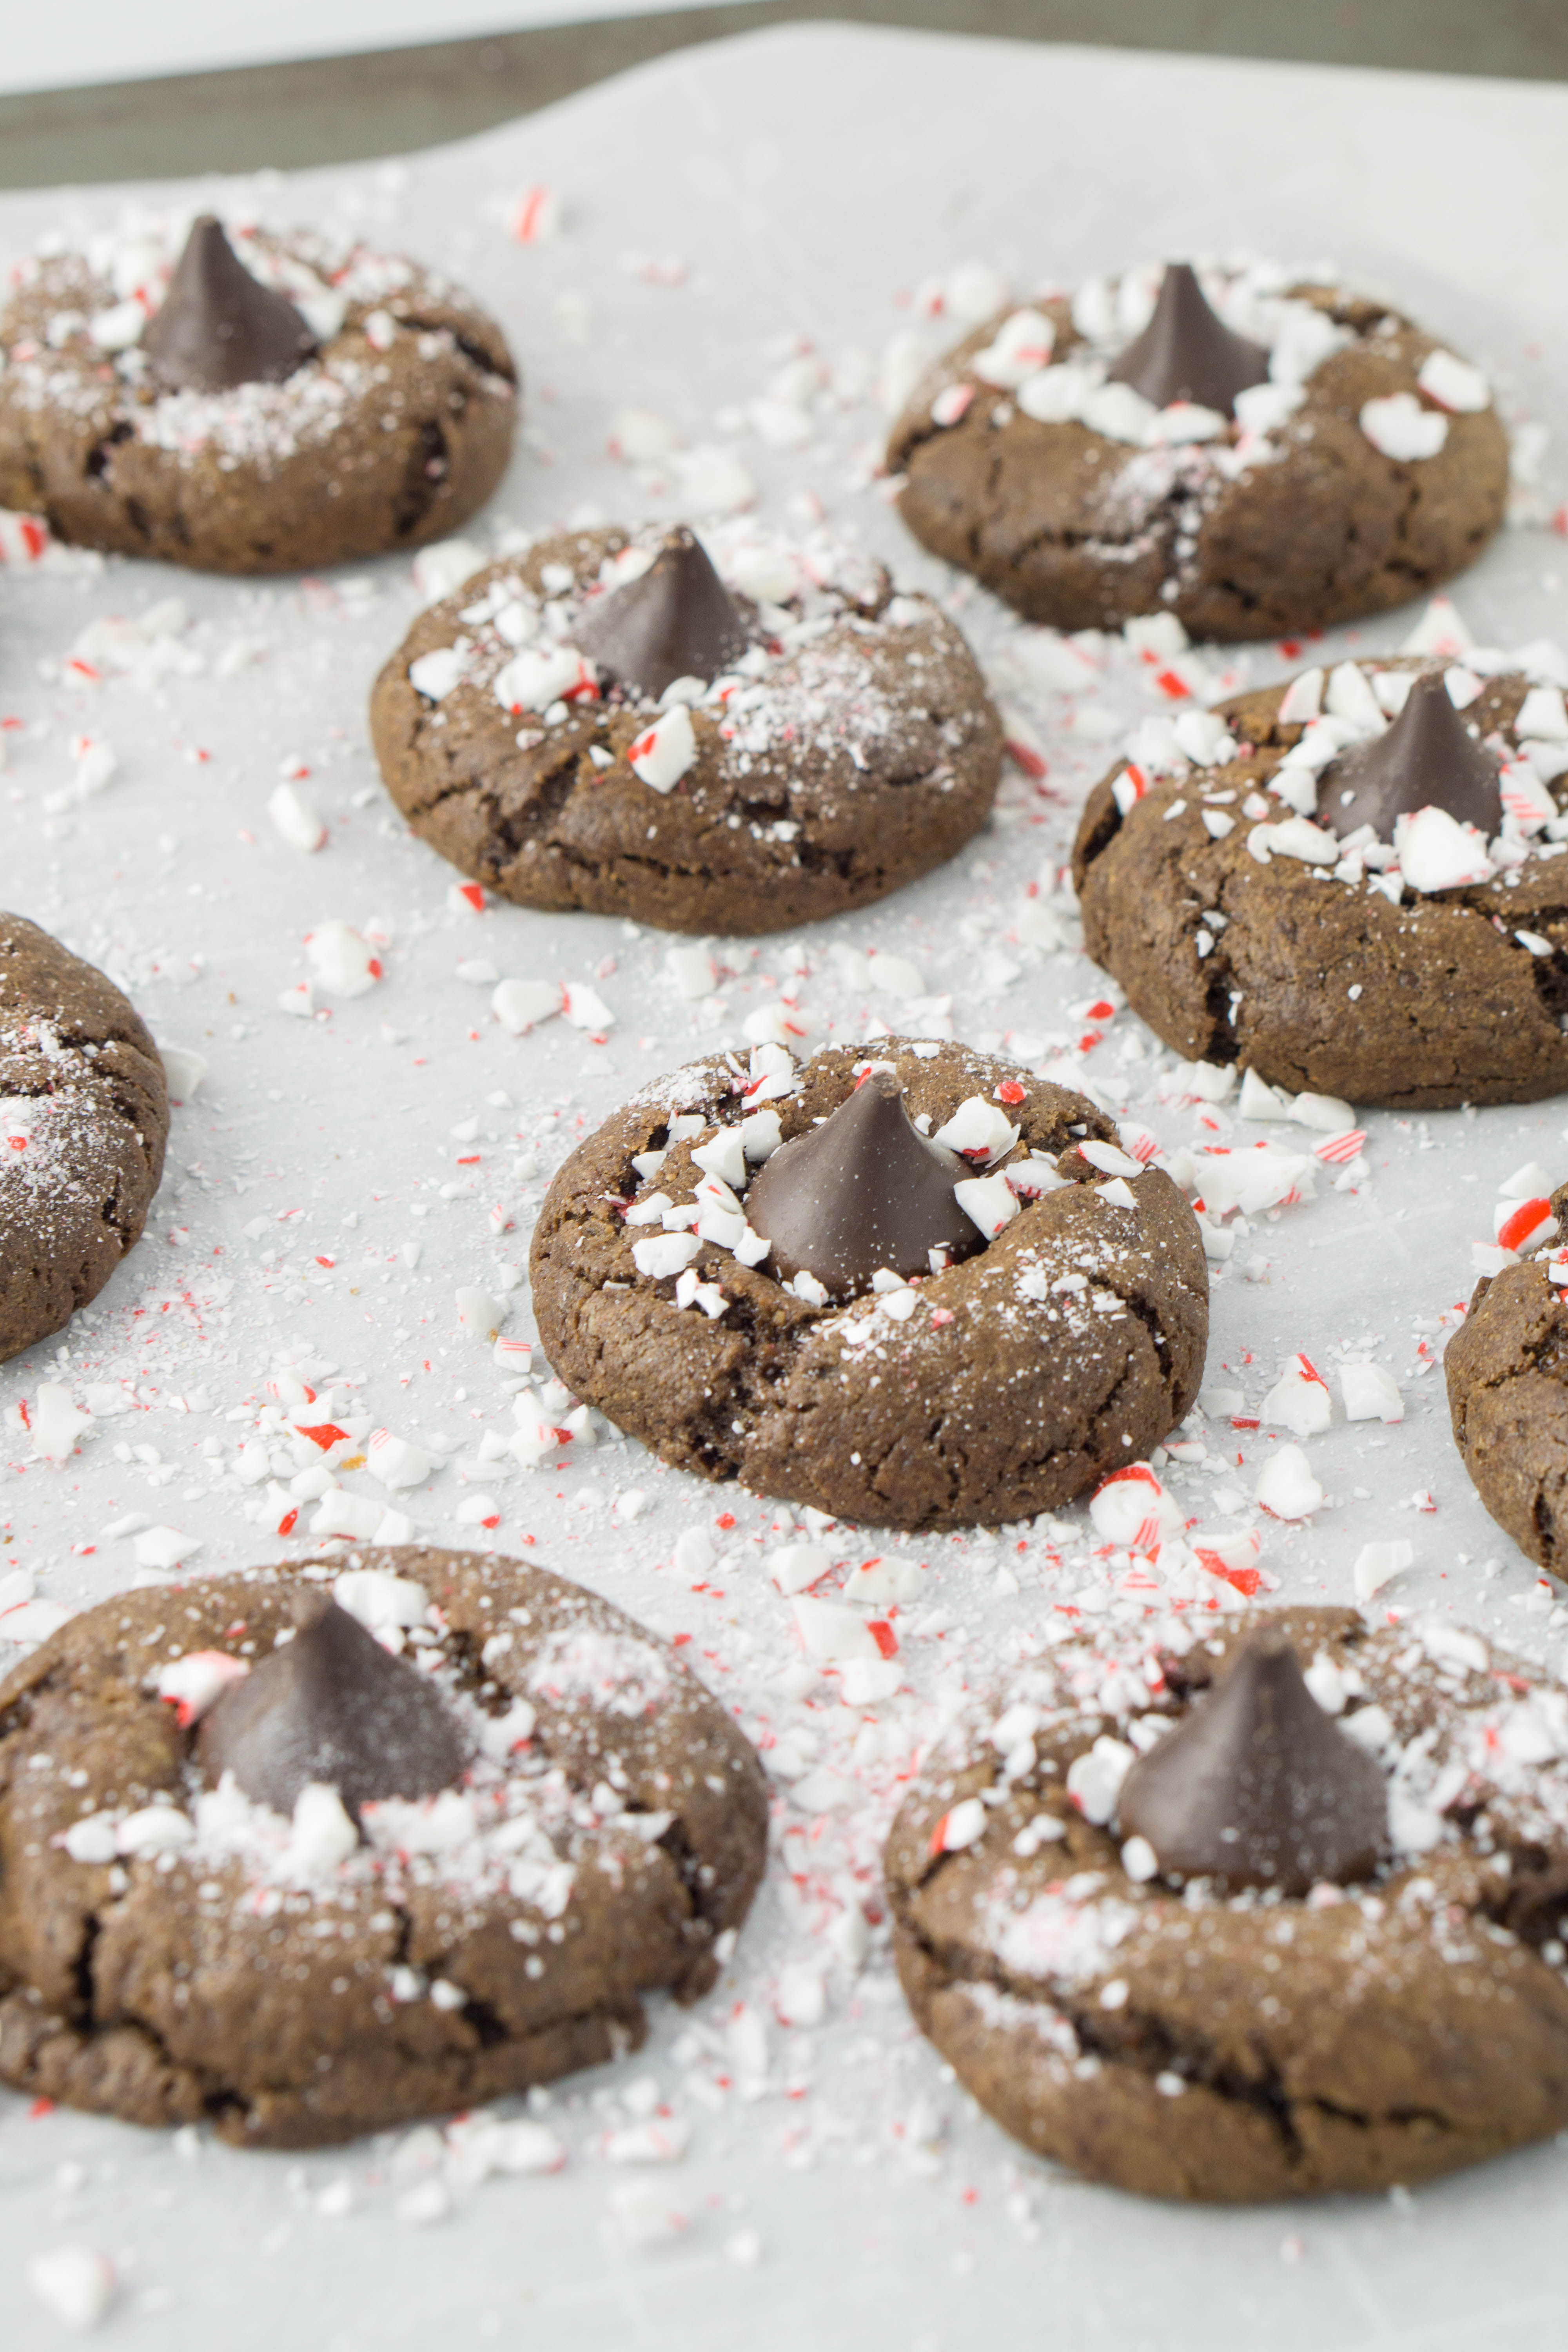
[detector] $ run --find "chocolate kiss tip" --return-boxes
[744,1072,982,1300]
[1319,668,1502,844]
[576,527,747,702]
[1116,1629,1387,1895]
[141,214,318,396]
[1106,261,1269,418]
[197,1591,466,1819]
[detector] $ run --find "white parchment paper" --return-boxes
[2,27,1568,2349]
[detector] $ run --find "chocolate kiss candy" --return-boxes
[576,528,748,701]
[198,1593,466,1819]
[744,1073,982,1299]
[141,216,318,395]
[1106,262,1269,417]
[1318,670,1502,842]
[1116,1630,1387,1895]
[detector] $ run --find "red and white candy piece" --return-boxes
[156,1649,250,1727]
[1496,1196,1557,1255]
[628,706,698,794]
[1253,1444,1324,1520]
[1110,763,1148,815]
[953,1172,1020,1240]
[0,510,50,564]
[366,1428,438,1490]
[1277,668,1324,725]
[1401,804,1495,884]
[971,308,1055,388]
[1260,1353,1332,1439]
[933,1096,1018,1163]
[561,979,616,1033]
[1077,1138,1141,1179]
[1499,759,1556,833]
[491,977,560,1035]
[929,382,976,428]
[306,921,381,997]
[493,645,596,716]
[1089,1461,1183,1555]
[508,184,561,243]
[792,1594,884,1664]
[1190,1525,1263,1598]
[1416,350,1490,413]
[927,1795,987,1855]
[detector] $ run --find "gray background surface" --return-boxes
[4,0,1568,188]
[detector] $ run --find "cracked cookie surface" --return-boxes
[0,1546,768,2148]
[887,278,1506,641]
[0,912,168,1360]
[885,1604,1568,2200]
[529,1040,1208,1531]
[0,222,516,572]
[370,526,1002,936]
[1072,660,1568,1109]
[1447,1183,1568,1573]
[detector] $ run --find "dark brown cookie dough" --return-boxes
[1072,657,1568,1109]
[886,1604,1568,2201]
[369,526,1002,936]
[529,1040,1208,1531]
[888,267,1507,641]
[0,1546,768,2149]
[0,913,167,1360]
[0,219,517,573]
[1447,1182,1568,1571]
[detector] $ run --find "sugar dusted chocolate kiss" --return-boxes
[577,527,748,701]
[198,1592,466,1818]
[744,1073,982,1299]
[141,215,318,396]
[1117,1630,1387,1894]
[1106,261,1269,418]
[1319,669,1502,843]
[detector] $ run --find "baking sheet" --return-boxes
[2,24,1568,2348]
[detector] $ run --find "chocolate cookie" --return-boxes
[528,1039,1208,1531]
[0,214,516,573]
[369,522,1002,935]
[0,1546,767,2148]
[886,1604,1568,2201]
[1072,653,1568,1108]
[888,260,1507,641]
[1,913,168,1359]
[1447,1179,1568,1571]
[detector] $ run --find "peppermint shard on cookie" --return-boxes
[887,260,1507,640]
[0,913,167,1357]
[0,213,517,572]
[1073,653,1568,1107]
[528,1040,1209,1530]
[1447,1174,1568,1572]
[886,1606,1568,2199]
[0,1548,767,2145]
[370,523,1002,934]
